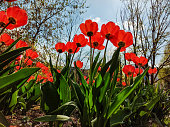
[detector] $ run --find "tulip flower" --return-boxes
[55,42,66,53]
[111,30,133,52]
[123,65,135,77]
[100,21,120,40]
[148,68,157,74]
[73,34,88,47]
[80,19,98,37]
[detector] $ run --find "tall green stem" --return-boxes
[56,53,60,69]
[103,39,109,64]
[0,22,10,35]
[69,47,78,69]
[89,36,93,86]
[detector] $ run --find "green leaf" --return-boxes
[50,101,77,114]
[60,75,71,103]
[74,62,88,93]
[110,108,131,126]
[107,68,149,118]
[140,96,160,116]
[9,90,19,108]
[0,53,21,69]
[69,79,85,112]
[41,81,60,112]
[4,37,21,53]
[34,115,71,122]
[99,72,110,103]
[92,59,102,79]
[25,79,36,90]
[0,65,16,76]
[100,47,120,78]
[0,47,30,63]
[0,68,40,93]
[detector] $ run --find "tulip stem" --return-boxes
[56,53,60,69]
[89,36,92,66]
[69,47,78,69]
[89,36,93,86]
[103,39,109,64]
[0,22,10,35]
[92,48,95,64]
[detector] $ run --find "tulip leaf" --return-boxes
[4,37,21,53]
[34,115,71,122]
[0,68,40,93]
[107,68,149,118]
[9,90,19,108]
[0,47,30,64]
[60,74,71,103]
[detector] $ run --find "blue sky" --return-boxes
[84,0,122,27]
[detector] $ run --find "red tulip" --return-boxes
[0,33,14,46]
[87,32,105,50]
[24,58,33,66]
[100,21,120,40]
[97,66,101,72]
[0,11,8,28]
[73,34,88,47]
[125,52,136,61]
[135,68,143,75]
[16,40,28,48]
[6,6,28,30]
[36,62,45,68]
[122,82,126,86]
[55,42,66,53]
[110,30,133,52]
[86,78,95,85]
[80,19,98,37]
[133,68,143,77]
[26,49,38,59]
[75,60,83,68]
[148,68,157,74]
[123,65,135,77]
[117,78,120,82]
[133,56,148,66]
[66,42,79,54]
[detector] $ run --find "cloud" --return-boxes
[92,17,101,24]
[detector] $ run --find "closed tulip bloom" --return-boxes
[6,6,28,30]
[66,42,80,54]
[73,34,88,47]
[26,49,39,59]
[87,32,105,50]
[55,42,66,53]
[133,56,148,66]
[148,68,157,74]
[100,21,120,40]
[122,82,126,86]
[75,60,83,68]
[111,30,133,52]
[80,19,98,37]
[16,40,28,48]
[125,52,136,61]
[0,33,14,46]
[97,66,101,72]
[123,65,135,77]
[0,11,8,28]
